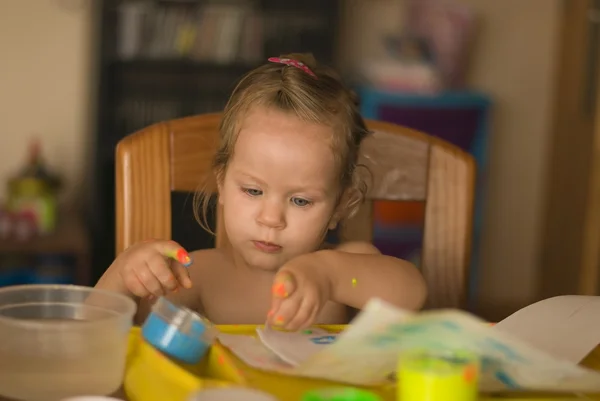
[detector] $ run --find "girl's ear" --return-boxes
[328,216,340,231]
[337,186,365,224]
[328,188,352,230]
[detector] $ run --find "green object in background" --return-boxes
[301,388,381,401]
[7,177,57,234]
[6,139,61,235]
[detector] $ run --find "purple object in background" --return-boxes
[379,106,480,150]
[358,87,492,305]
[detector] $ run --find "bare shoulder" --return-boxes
[334,241,381,255]
[188,248,229,276]
[189,247,224,261]
[186,247,235,290]
[163,248,230,313]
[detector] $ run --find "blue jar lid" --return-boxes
[141,297,217,365]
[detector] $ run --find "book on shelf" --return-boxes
[116,1,263,64]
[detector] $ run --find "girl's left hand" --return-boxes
[266,256,331,331]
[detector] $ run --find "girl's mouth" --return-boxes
[253,241,282,253]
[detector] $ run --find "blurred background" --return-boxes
[0,0,598,321]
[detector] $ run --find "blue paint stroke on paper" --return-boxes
[368,333,402,347]
[440,320,462,331]
[481,337,528,363]
[387,322,427,335]
[495,370,520,389]
[310,335,337,345]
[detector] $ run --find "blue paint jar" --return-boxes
[141,297,217,364]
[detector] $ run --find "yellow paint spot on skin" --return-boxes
[352,278,357,287]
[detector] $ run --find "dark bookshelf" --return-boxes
[89,0,341,282]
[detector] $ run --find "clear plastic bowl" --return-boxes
[0,284,137,401]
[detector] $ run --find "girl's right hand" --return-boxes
[106,240,193,298]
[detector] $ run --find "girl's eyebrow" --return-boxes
[232,171,266,185]
[232,170,330,195]
[288,184,329,197]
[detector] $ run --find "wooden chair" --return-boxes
[115,113,475,309]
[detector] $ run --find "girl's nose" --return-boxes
[256,200,286,230]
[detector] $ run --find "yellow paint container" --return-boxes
[397,349,480,401]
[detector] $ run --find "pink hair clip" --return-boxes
[268,57,317,79]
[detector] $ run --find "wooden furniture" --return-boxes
[0,211,91,286]
[115,114,475,309]
[539,0,600,298]
[115,113,226,254]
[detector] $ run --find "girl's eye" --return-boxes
[243,188,263,196]
[291,197,312,207]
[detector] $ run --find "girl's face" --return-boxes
[219,106,341,271]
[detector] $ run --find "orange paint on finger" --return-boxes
[165,248,192,267]
[275,315,285,325]
[176,248,192,266]
[272,282,288,298]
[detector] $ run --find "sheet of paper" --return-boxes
[217,298,600,393]
[256,326,337,366]
[492,295,600,364]
[217,332,292,371]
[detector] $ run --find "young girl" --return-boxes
[95,54,427,330]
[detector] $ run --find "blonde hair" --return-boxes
[194,53,371,234]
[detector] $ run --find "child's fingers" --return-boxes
[267,301,281,324]
[272,271,296,299]
[153,240,193,267]
[171,260,193,289]
[134,266,165,296]
[123,271,152,298]
[269,296,301,328]
[267,271,297,321]
[299,304,320,331]
[148,240,193,290]
[147,254,178,292]
[283,297,316,331]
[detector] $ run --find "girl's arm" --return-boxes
[319,241,427,311]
